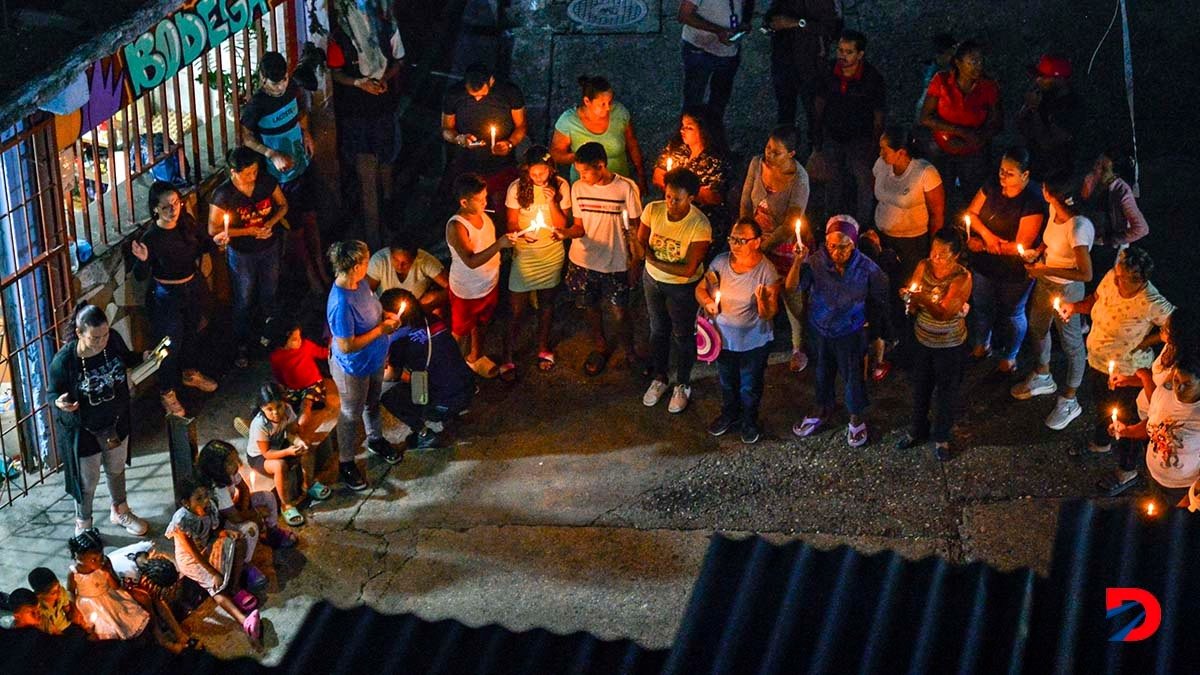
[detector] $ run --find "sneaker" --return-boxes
[667,385,691,414]
[642,379,669,407]
[934,442,954,461]
[1045,396,1082,430]
[160,390,186,417]
[339,462,368,491]
[367,437,403,465]
[74,517,93,536]
[408,429,439,449]
[233,416,250,438]
[181,369,218,393]
[1010,372,1057,400]
[110,504,149,536]
[707,415,736,437]
[740,423,761,444]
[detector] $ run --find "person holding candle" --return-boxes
[551,75,647,191]
[740,125,812,372]
[502,146,571,372]
[560,142,644,376]
[697,219,781,443]
[130,182,223,418]
[895,227,972,460]
[638,168,713,413]
[207,146,289,370]
[964,147,1046,373]
[441,63,528,212]
[919,40,1002,211]
[1011,177,1094,431]
[1110,351,1200,507]
[366,234,450,316]
[653,107,733,243]
[789,216,890,447]
[1056,248,1173,488]
[326,240,405,491]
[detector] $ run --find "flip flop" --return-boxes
[793,417,823,437]
[871,361,892,383]
[1098,471,1140,497]
[233,589,259,613]
[306,481,331,501]
[242,609,262,641]
[583,350,610,377]
[537,351,556,371]
[848,422,869,448]
[282,506,305,527]
[467,356,499,379]
[498,362,517,382]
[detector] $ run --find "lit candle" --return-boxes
[665,157,674,172]
[1108,360,1116,378]
[1016,243,1024,258]
[909,282,920,293]
[1053,296,1061,313]
[962,214,971,239]
[621,208,630,231]
[223,213,230,238]
[1111,406,1119,425]
[794,217,803,243]
[713,289,721,313]
[1144,499,1158,517]
[398,300,407,317]
[490,125,497,150]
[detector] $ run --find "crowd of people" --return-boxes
[8,0,1198,650]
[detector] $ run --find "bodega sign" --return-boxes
[124,0,272,97]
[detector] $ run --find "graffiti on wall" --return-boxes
[55,0,275,147]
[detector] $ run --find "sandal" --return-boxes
[793,417,823,437]
[498,361,517,382]
[970,345,993,362]
[242,609,262,641]
[233,589,259,613]
[789,349,809,373]
[583,350,610,377]
[306,481,331,501]
[871,361,892,383]
[1098,471,1140,497]
[847,422,869,448]
[282,506,305,527]
[467,356,499,379]
[537,351,556,371]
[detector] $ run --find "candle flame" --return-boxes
[714,289,721,307]
[1108,360,1116,376]
[1111,406,1119,423]
[1144,499,1158,517]
[398,300,407,316]
[909,282,919,292]
[794,217,803,242]
[1053,296,1061,311]
[665,157,674,172]
[1017,243,1025,255]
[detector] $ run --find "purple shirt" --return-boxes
[801,248,890,338]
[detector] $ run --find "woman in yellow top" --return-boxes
[637,168,712,414]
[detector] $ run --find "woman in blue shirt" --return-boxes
[326,240,403,491]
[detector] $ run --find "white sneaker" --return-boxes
[642,380,669,407]
[110,504,149,536]
[74,517,93,536]
[182,369,218,393]
[667,384,691,414]
[1045,396,1082,431]
[160,390,186,417]
[1011,372,1057,400]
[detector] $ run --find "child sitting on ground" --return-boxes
[265,318,341,443]
[66,529,152,641]
[197,439,298,549]
[244,383,330,527]
[166,475,261,643]
[195,440,271,590]
[3,588,41,629]
[380,288,475,448]
[27,567,86,638]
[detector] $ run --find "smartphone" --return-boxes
[728,29,749,42]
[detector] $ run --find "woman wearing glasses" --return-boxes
[696,219,781,444]
[49,302,150,537]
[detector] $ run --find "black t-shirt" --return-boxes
[442,81,525,174]
[1023,87,1080,181]
[240,84,311,184]
[816,61,886,143]
[386,321,473,411]
[972,180,1047,281]
[210,174,281,254]
[327,31,401,118]
[49,332,136,457]
[133,212,212,282]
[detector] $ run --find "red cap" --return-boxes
[1030,54,1072,79]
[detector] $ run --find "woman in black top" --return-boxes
[49,303,149,536]
[652,106,733,244]
[963,146,1046,373]
[131,182,225,416]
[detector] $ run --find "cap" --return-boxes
[1030,54,1072,79]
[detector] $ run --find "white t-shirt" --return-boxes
[680,0,744,58]
[1145,384,1200,488]
[872,158,942,238]
[1043,205,1094,284]
[1086,270,1173,375]
[1136,350,1171,420]
[570,174,643,274]
[643,201,712,284]
[447,213,500,299]
[367,248,444,298]
[247,405,298,458]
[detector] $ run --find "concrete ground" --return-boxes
[2,0,1183,664]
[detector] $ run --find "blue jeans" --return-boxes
[643,271,699,386]
[227,240,281,347]
[969,270,1032,362]
[681,42,740,121]
[811,326,868,415]
[147,278,204,391]
[716,345,770,427]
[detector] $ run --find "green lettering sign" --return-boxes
[123,32,164,97]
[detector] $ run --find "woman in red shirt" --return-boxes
[920,40,1002,210]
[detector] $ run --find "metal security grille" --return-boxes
[566,0,649,29]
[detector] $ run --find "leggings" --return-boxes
[75,438,128,521]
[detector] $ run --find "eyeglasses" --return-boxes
[727,236,760,245]
[826,241,855,251]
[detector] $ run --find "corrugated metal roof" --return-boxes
[276,603,667,675]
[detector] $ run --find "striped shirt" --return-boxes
[914,262,969,348]
[569,174,642,274]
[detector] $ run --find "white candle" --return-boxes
[665,157,674,172]
[1108,360,1116,377]
[621,208,630,231]
[1053,296,1061,313]
[490,125,497,150]
[963,214,971,239]
[713,289,721,313]
[1111,407,1118,424]
[1016,243,1024,258]
[398,300,407,317]
[794,217,803,243]
[223,213,230,238]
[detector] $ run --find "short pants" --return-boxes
[450,285,499,337]
[565,261,630,308]
[283,380,327,411]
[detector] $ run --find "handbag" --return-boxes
[695,312,722,363]
[410,319,433,406]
